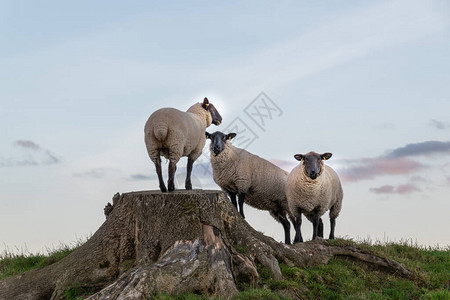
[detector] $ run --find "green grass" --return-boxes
[248,238,450,300]
[0,240,83,280]
[1,238,449,299]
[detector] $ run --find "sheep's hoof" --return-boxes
[293,237,303,243]
[160,186,167,193]
[185,184,192,190]
[167,180,175,192]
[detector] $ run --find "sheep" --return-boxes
[145,98,222,192]
[205,131,296,244]
[285,151,343,243]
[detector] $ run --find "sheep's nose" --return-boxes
[310,171,317,179]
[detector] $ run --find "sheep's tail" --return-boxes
[153,123,169,141]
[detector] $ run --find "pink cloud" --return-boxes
[370,185,395,194]
[370,183,420,195]
[396,184,421,194]
[338,157,426,182]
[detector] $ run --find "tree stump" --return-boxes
[0,190,411,299]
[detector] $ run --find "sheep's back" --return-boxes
[239,150,289,211]
[145,108,203,156]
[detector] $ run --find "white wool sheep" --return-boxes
[206,131,296,244]
[285,151,343,243]
[145,98,222,192]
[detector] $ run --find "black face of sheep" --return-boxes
[202,98,222,126]
[205,131,237,156]
[294,152,332,180]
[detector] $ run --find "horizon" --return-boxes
[1,0,450,253]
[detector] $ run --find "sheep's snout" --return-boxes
[209,103,222,126]
[213,146,222,155]
[309,171,318,180]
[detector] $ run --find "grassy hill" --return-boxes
[1,239,448,299]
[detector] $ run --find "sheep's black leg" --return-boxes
[278,215,291,244]
[293,208,303,243]
[329,217,336,239]
[312,209,320,240]
[154,156,167,193]
[318,218,324,238]
[185,157,194,190]
[228,192,237,209]
[167,161,177,192]
[238,193,245,219]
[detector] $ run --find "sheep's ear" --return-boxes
[205,132,211,139]
[226,133,237,141]
[294,154,304,162]
[202,97,210,109]
[322,153,332,160]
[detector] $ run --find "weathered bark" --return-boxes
[0,190,412,299]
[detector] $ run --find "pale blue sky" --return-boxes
[1,0,450,253]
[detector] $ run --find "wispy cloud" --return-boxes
[0,157,37,167]
[73,168,120,179]
[3,0,447,109]
[410,175,427,183]
[129,174,153,181]
[217,0,450,93]
[429,119,450,130]
[384,141,450,159]
[14,140,41,151]
[370,184,421,195]
[0,140,61,167]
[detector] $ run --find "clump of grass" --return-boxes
[234,244,249,255]
[64,282,98,300]
[0,239,85,280]
[121,258,136,271]
[234,288,283,300]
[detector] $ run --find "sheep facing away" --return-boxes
[145,98,222,192]
[206,131,296,244]
[286,151,343,243]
